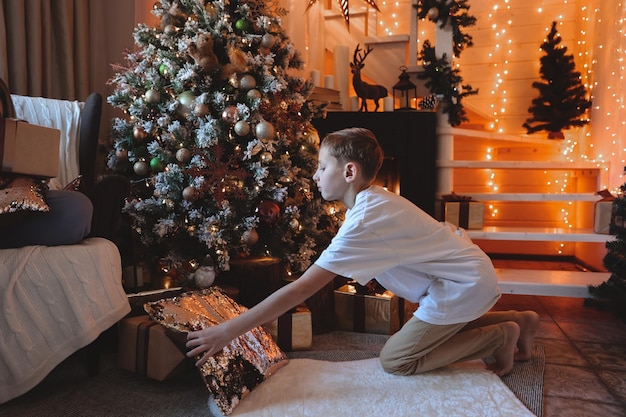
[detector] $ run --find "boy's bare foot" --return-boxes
[513,311,539,361]
[487,321,520,376]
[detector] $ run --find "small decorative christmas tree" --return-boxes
[107,0,343,287]
[586,167,626,321]
[523,21,592,139]
[417,40,478,127]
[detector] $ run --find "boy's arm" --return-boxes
[186,264,336,367]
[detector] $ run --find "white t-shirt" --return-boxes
[315,186,501,325]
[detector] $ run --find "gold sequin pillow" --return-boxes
[144,287,289,416]
[0,174,49,214]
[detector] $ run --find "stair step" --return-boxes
[437,193,602,202]
[437,160,601,170]
[495,268,609,298]
[437,126,561,146]
[468,226,610,243]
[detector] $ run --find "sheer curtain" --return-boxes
[586,1,626,190]
[0,0,102,100]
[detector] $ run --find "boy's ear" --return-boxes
[344,162,358,183]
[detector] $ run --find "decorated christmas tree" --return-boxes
[523,21,592,139]
[586,167,626,321]
[107,0,343,287]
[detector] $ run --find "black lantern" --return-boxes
[393,66,417,111]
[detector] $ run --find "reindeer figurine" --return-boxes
[350,44,388,112]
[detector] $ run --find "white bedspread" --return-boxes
[0,237,131,403]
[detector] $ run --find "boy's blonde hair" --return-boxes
[321,128,384,183]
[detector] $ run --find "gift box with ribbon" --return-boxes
[0,118,60,177]
[437,192,484,229]
[334,282,401,335]
[264,303,312,351]
[593,189,625,234]
[117,315,192,381]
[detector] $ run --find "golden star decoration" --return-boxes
[306,0,380,28]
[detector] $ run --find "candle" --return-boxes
[350,96,360,111]
[324,75,334,89]
[310,70,321,87]
[383,96,394,112]
[334,45,350,110]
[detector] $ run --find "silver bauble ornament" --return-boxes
[234,120,251,136]
[163,24,177,35]
[176,147,192,163]
[255,120,275,141]
[239,74,257,90]
[222,105,239,124]
[261,33,275,48]
[427,7,439,20]
[145,88,160,103]
[133,160,150,176]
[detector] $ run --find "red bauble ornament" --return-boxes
[256,200,281,227]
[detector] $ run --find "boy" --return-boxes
[186,127,539,376]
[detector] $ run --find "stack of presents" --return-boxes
[117,270,417,383]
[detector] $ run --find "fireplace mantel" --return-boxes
[312,111,438,216]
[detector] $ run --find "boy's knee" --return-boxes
[379,350,415,376]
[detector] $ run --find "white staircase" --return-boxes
[437,125,610,297]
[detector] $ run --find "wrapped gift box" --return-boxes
[0,118,60,177]
[118,315,192,381]
[436,194,484,230]
[594,200,614,234]
[334,284,401,335]
[264,304,312,351]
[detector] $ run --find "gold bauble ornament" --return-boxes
[255,120,275,141]
[247,89,262,100]
[260,151,273,164]
[221,105,239,124]
[115,149,129,162]
[243,229,259,246]
[260,33,275,48]
[289,218,300,230]
[234,120,251,136]
[145,88,160,103]
[193,102,210,117]
[133,160,150,176]
[176,147,192,163]
[239,74,257,90]
[133,126,147,142]
[427,7,439,21]
[182,185,197,201]
[178,90,196,110]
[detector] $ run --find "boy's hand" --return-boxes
[186,324,232,367]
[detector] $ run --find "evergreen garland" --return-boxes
[417,40,478,127]
[415,0,477,58]
[523,21,592,139]
[586,167,626,321]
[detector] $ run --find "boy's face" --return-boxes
[313,146,349,202]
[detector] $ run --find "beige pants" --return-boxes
[379,310,518,375]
